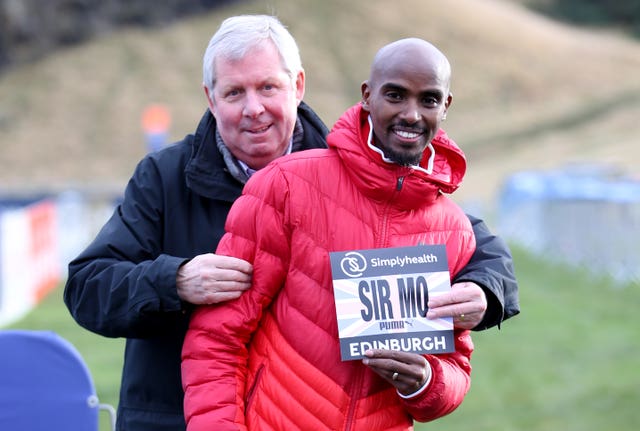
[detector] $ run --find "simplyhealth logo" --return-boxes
[340,251,367,278]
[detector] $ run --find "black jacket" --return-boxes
[64,103,519,431]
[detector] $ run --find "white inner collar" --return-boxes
[366,115,434,175]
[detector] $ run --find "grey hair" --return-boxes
[202,15,302,96]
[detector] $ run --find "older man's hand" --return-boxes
[176,253,252,305]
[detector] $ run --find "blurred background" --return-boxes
[0,0,638,430]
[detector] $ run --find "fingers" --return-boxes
[427,281,479,307]
[206,267,252,291]
[210,254,253,275]
[179,275,250,305]
[452,312,482,329]
[426,281,487,329]
[362,349,430,395]
[426,306,483,329]
[201,289,244,304]
[176,253,253,304]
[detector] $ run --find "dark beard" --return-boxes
[380,146,423,167]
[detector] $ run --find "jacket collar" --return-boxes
[185,102,329,202]
[364,114,436,176]
[327,104,467,210]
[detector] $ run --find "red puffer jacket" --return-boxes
[182,104,476,431]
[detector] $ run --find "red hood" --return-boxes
[327,104,467,202]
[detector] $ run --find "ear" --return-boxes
[294,69,306,105]
[360,81,371,112]
[203,84,216,116]
[442,91,453,120]
[445,91,453,109]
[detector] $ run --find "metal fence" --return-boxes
[497,165,640,285]
[0,187,120,327]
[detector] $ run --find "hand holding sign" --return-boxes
[426,281,488,330]
[362,348,432,396]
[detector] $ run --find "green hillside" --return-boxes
[1,0,640,206]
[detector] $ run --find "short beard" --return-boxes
[380,147,423,167]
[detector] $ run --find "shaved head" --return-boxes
[369,38,451,90]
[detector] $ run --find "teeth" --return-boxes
[395,130,420,139]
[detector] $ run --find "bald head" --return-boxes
[369,38,451,90]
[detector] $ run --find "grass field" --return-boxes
[7,246,639,430]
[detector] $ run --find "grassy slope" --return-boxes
[10,247,640,430]
[1,0,640,206]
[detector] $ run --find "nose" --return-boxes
[399,100,420,123]
[243,90,265,118]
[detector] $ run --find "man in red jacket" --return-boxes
[182,36,485,430]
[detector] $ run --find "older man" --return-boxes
[65,15,518,431]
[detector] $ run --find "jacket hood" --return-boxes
[327,104,467,206]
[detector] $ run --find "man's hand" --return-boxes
[426,281,488,330]
[362,349,431,396]
[176,253,252,305]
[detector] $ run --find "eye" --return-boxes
[224,88,242,99]
[261,83,279,94]
[384,90,403,102]
[421,96,439,107]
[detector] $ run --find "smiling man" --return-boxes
[362,38,452,167]
[182,37,483,430]
[203,39,305,170]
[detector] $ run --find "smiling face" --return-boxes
[361,39,452,166]
[205,40,305,170]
